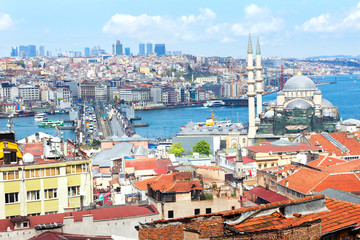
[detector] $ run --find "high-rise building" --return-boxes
[46,51,52,57]
[146,43,153,54]
[125,47,131,56]
[27,45,36,57]
[139,43,145,55]
[10,47,18,57]
[112,40,123,55]
[154,44,166,56]
[172,51,182,56]
[84,47,90,57]
[19,46,28,58]
[39,46,45,56]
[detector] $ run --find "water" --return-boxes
[135,74,360,139]
[3,75,358,140]
[0,114,75,141]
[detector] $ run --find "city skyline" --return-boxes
[1,0,360,57]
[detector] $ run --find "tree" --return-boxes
[168,142,185,157]
[192,140,210,155]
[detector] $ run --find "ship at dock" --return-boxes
[220,97,249,106]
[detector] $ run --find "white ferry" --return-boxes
[34,113,48,121]
[203,100,225,107]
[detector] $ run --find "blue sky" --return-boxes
[1,0,360,57]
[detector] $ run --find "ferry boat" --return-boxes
[38,120,64,128]
[34,113,48,121]
[203,100,225,107]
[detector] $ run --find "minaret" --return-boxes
[255,36,263,116]
[234,145,245,200]
[246,33,256,139]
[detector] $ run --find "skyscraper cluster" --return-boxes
[10,45,46,58]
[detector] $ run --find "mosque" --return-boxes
[246,34,340,141]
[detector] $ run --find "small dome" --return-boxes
[264,110,274,118]
[283,75,317,91]
[321,98,334,108]
[285,99,312,110]
[23,153,34,163]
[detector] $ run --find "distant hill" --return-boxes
[308,55,360,59]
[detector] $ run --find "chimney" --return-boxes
[285,180,289,187]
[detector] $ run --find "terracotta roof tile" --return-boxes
[308,132,360,156]
[232,197,360,234]
[307,155,347,168]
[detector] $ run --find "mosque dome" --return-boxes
[283,75,317,91]
[321,98,334,108]
[264,110,274,118]
[285,99,312,110]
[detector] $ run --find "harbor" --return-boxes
[0,74,357,142]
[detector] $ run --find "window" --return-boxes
[68,186,80,197]
[231,206,235,210]
[66,164,87,174]
[15,221,29,229]
[168,210,174,219]
[206,208,212,214]
[5,192,19,204]
[45,211,58,215]
[194,209,200,215]
[3,171,19,180]
[27,190,40,201]
[44,189,57,199]
[27,213,40,216]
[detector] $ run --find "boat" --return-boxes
[34,113,48,121]
[203,100,225,107]
[38,120,64,127]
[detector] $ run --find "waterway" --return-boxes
[1,74,358,141]
[135,74,360,139]
[0,114,74,141]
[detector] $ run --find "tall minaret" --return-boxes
[246,33,256,139]
[234,145,245,199]
[255,36,263,116]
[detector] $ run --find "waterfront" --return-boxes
[135,74,360,138]
[0,74,358,141]
[0,114,74,141]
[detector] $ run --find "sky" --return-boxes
[1,0,360,58]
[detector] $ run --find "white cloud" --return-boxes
[300,2,360,32]
[103,8,216,41]
[0,13,13,31]
[103,5,284,43]
[234,5,284,35]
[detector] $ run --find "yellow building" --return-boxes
[0,140,93,219]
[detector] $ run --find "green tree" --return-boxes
[168,142,185,157]
[255,138,266,146]
[192,140,210,155]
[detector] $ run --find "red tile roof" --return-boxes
[278,166,360,194]
[29,231,112,240]
[194,165,224,171]
[232,197,360,235]
[321,158,360,173]
[307,154,347,168]
[125,158,173,171]
[248,186,289,203]
[278,168,329,194]
[261,164,300,174]
[0,205,158,232]
[133,172,203,193]
[307,132,360,156]
[125,158,158,170]
[245,142,322,153]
